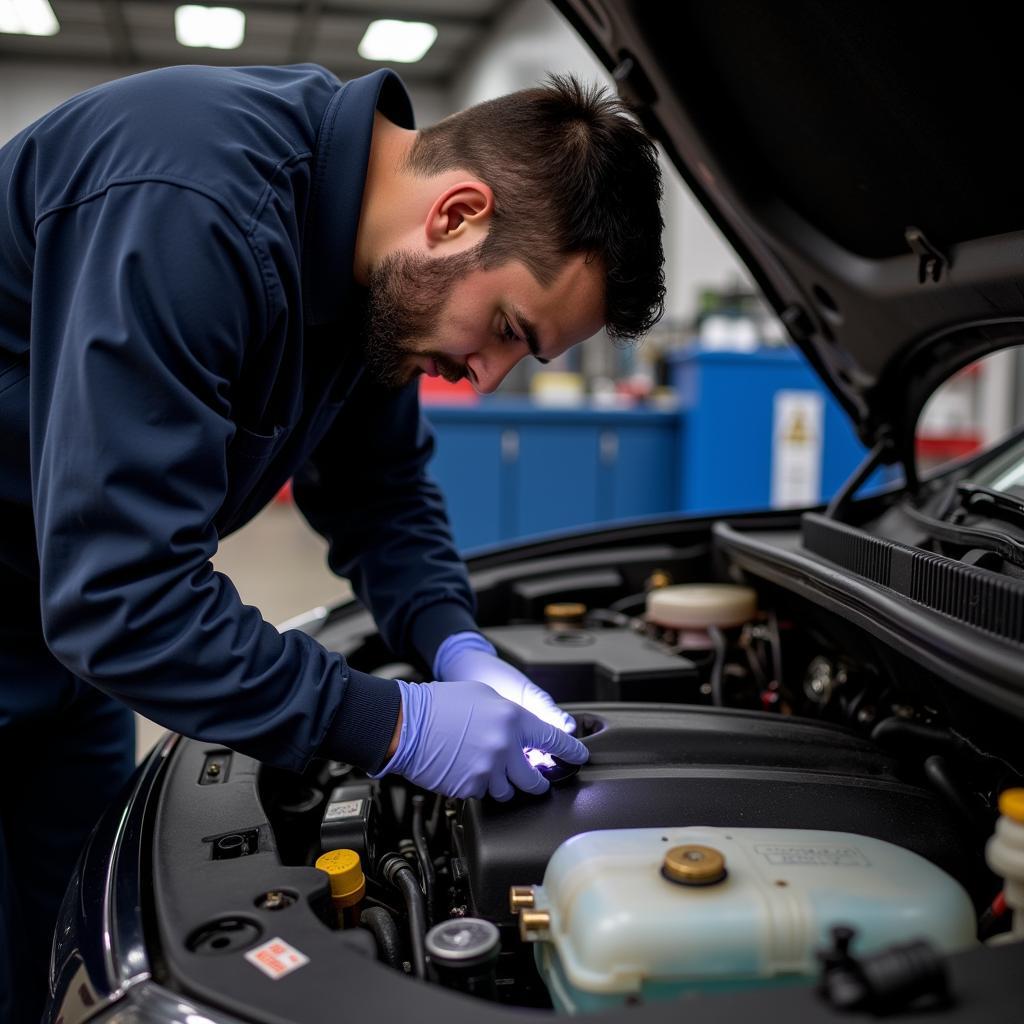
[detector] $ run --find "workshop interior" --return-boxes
[4,1,1024,1023]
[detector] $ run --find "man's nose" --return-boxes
[468,343,528,395]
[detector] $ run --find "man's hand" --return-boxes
[373,680,589,800]
[433,631,575,733]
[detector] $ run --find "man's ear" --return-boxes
[424,181,493,248]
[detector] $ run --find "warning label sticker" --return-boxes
[324,799,363,821]
[754,845,870,867]
[245,938,310,980]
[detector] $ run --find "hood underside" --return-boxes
[557,0,1024,474]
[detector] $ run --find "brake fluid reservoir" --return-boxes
[646,583,757,630]
[520,827,976,1014]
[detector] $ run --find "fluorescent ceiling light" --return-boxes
[0,0,59,36]
[358,19,437,63]
[174,5,245,49]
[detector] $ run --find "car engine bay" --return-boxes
[138,512,1024,1023]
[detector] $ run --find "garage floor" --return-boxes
[134,500,352,761]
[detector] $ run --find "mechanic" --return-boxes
[0,64,665,1020]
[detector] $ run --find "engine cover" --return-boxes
[484,625,697,702]
[457,704,979,922]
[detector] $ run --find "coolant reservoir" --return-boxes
[520,827,976,1014]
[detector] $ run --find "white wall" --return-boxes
[449,0,753,330]
[0,61,125,144]
[0,58,450,144]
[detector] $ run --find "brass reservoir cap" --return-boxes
[998,788,1024,824]
[315,849,366,903]
[545,602,587,624]
[662,844,727,886]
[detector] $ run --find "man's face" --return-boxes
[361,244,606,393]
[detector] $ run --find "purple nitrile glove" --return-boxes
[434,631,576,734]
[371,680,589,801]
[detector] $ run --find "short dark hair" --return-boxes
[405,74,665,343]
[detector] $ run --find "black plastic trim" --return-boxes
[713,522,1024,720]
[802,513,1024,644]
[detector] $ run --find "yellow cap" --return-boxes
[315,849,366,903]
[646,570,673,591]
[998,788,1024,824]
[545,602,587,622]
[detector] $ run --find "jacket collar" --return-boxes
[303,68,415,326]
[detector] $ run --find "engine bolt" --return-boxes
[519,909,551,942]
[256,890,295,910]
[509,886,535,913]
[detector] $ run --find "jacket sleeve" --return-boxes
[292,376,478,671]
[30,181,399,773]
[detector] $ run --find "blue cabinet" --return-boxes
[424,419,507,550]
[608,424,679,519]
[513,424,602,537]
[423,402,681,552]
[667,346,896,514]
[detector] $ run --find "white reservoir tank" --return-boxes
[519,827,977,1014]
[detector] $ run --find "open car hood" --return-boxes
[555,0,1024,480]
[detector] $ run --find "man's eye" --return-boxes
[501,317,519,342]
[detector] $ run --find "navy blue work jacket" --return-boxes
[0,65,477,772]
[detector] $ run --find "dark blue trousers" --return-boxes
[0,637,135,1024]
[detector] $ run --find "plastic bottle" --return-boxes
[985,788,1024,943]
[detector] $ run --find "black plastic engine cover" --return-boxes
[483,624,697,702]
[458,704,980,922]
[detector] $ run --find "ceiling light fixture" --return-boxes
[358,19,437,63]
[0,0,59,36]
[174,4,245,49]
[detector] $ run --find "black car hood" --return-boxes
[556,0,1024,476]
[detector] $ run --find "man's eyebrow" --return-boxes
[511,306,550,364]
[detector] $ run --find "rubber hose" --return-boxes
[381,855,428,980]
[426,792,443,842]
[411,794,435,926]
[923,754,982,832]
[360,906,404,970]
[871,718,962,754]
[707,624,727,706]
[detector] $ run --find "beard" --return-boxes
[360,243,485,390]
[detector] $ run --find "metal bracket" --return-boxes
[905,226,948,284]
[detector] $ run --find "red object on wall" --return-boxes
[915,435,982,461]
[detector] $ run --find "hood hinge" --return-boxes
[905,226,948,283]
[612,53,657,109]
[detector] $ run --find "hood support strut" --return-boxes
[826,438,897,522]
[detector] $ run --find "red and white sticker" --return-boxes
[244,937,309,980]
